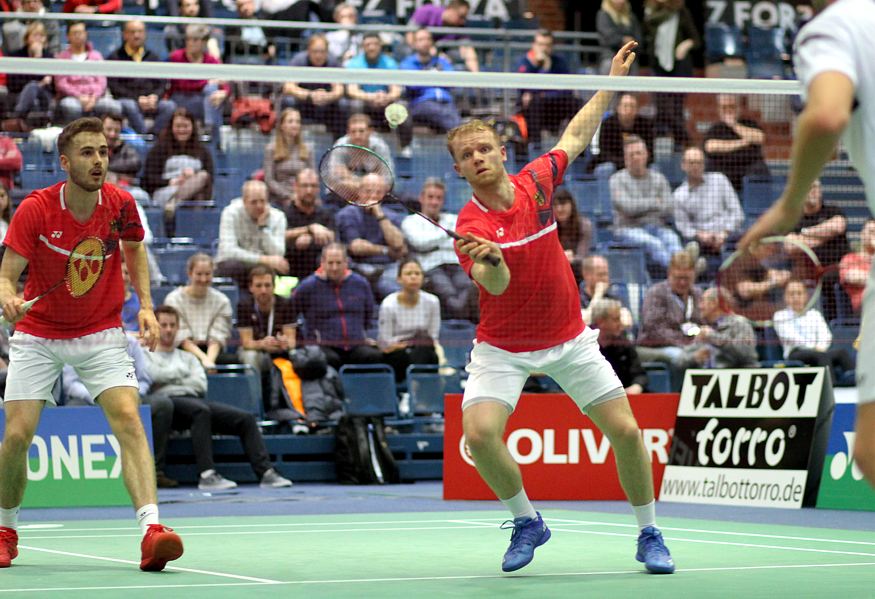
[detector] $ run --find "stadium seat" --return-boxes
[742,175,780,215]
[206,364,262,417]
[339,363,400,417]
[86,26,122,58]
[406,364,459,415]
[143,207,165,239]
[217,285,240,323]
[745,26,789,79]
[705,22,744,63]
[834,283,856,321]
[830,318,860,362]
[153,245,200,285]
[151,284,176,307]
[756,325,784,363]
[606,248,650,285]
[439,319,476,370]
[174,207,221,243]
[444,177,471,213]
[642,362,671,393]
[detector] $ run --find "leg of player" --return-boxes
[587,396,675,574]
[0,400,43,568]
[854,403,875,488]
[99,386,184,571]
[463,402,550,572]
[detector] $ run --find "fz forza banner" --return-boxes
[660,368,833,509]
[705,1,814,30]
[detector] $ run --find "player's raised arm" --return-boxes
[553,40,637,163]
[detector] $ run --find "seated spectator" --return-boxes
[216,179,290,288]
[688,287,759,368]
[592,298,647,395]
[610,136,682,269]
[774,280,853,380]
[637,250,703,390]
[5,21,54,129]
[146,305,293,490]
[346,33,413,154]
[54,21,115,124]
[103,114,150,206]
[62,332,178,488]
[0,134,22,191]
[326,2,363,65]
[224,0,274,65]
[63,0,121,13]
[330,112,395,177]
[0,182,10,243]
[165,253,235,368]
[704,94,770,192]
[165,0,222,59]
[839,218,875,314]
[591,93,654,176]
[734,253,792,324]
[106,19,175,135]
[283,168,336,279]
[378,259,440,382]
[407,0,479,73]
[120,261,141,332]
[401,177,477,321]
[1,0,60,56]
[596,0,642,75]
[291,243,383,370]
[142,108,214,223]
[263,108,313,208]
[281,34,347,140]
[399,28,462,133]
[167,24,230,143]
[515,29,577,148]
[579,254,633,329]
[554,187,592,270]
[336,172,408,301]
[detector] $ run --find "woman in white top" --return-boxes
[164,253,234,368]
[378,259,440,382]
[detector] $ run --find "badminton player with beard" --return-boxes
[0,117,183,570]
[449,41,674,574]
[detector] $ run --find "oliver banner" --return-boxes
[660,368,833,509]
[443,393,679,500]
[0,406,153,508]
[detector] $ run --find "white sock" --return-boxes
[632,500,656,531]
[0,506,20,530]
[136,504,160,536]
[200,469,215,479]
[500,488,538,521]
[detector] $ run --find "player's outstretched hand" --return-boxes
[456,234,503,267]
[1,295,27,324]
[609,40,637,77]
[138,308,160,351]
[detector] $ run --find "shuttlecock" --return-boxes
[384,102,409,129]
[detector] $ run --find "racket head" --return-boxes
[716,235,823,327]
[318,143,395,207]
[64,236,107,298]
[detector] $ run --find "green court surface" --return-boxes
[1,510,872,598]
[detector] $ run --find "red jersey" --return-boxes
[4,181,145,339]
[455,150,583,352]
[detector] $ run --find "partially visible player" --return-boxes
[449,41,674,574]
[0,117,183,570]
[739,0,875,488]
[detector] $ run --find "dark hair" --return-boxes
[156,107,201,155]
[57,117,104,158]
[553,187,584,254]
[154,305,180,323]
[248,263,275,284]
[362,32,382,44]
[396,258,423,278]
[102,113,123,126]
[448,0,470,8]
[534,28,554,40]
[66,20,86,32]
[186,252,213,274]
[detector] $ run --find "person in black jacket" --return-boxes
[5,21,54,128]
[591,93,654,176]
[592,298,648,395]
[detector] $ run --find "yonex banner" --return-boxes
[443,393,679,500]
[660,368,833,509]
[0,406,152,508]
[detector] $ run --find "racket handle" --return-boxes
[0,297,38,326]
[447,230,501,267]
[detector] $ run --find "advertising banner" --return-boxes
[0,406,153,508]
[443,393,679,500]
[705,0,814,29]
[354,0,520,22]
[660,368,833,509]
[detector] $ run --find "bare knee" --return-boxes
[107,408,146,441]
[463,415,504,452]
[605,421,642,450]
[0,426,35,456]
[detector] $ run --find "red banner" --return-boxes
[443,393,680,500]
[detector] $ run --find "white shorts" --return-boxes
[462,327,625,413]
[4,328,137,405]
[857,265,875,404]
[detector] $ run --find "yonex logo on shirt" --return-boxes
[51,231,62,239]
[496,227,505,237]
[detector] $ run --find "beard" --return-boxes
[71,170,106,192]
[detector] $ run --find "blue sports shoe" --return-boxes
[636,526,675,574]
[500,512,551,572]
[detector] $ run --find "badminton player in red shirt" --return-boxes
[0,117,183,570]
[450,41,674,574]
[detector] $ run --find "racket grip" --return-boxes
[0,297,37,325]
[448,230,501,267]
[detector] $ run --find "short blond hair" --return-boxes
[446,119,501,161]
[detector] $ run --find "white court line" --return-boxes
[28,518,485,532]
[2,561,874,593]
[19,545,282,584]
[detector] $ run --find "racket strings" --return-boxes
[319,145,395,207]
[64,237,107,298]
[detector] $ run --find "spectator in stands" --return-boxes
[704,94,770,192]
[1,0,60,56]
[609,136,683,269]
[691,287,758,368]
[596,0,642,75]
[774,280,853,380]
[346,33,413,155]
[165,0,222,59]
[579,254,633,329]
[282,34,348,141]
[283,168,335,279]
[591,93,654,176]
[644,0,699,149]
[331,113,395,175]
[224,0,274,65]
[407,0,479,73]
[261,0,330,30]
[673,146,744,276]
[336,172,408,301]
[401,177,476,321]
[378,258,440,382]
[165,253,234,368]
[142,108,214,222]
[167,24,230,144]
[734,252,792,324]
[637,250,703,390]
[399,28,462,133]
[63,0,121,13]
[0,182,10,243]
[147,304,293,490]
[216,179,290,288]
[54,21,115,124]
[553,187,593,269]
[326,2,363,65]
[262,108,313,207]
[291,242,383,370]
[839,218,875,315]
[106,19,175,135]
[592,298,647,395]
[0,135,22,191]
[515,29,577,148]
[5,21,54,129]
[120,260,141,332]
[103,114,150,206]
[62,332,178,488]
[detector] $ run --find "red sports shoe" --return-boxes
[139,524,183,572]
[0,526,18,568]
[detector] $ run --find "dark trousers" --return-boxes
[521,93,578,145]
[788,347,854,382]
[653,61,693,149]
[426,264,478,321]
[142,394,174,472]
[322,344,384,371]
[169,396,272,478]
[383,345,439,383]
